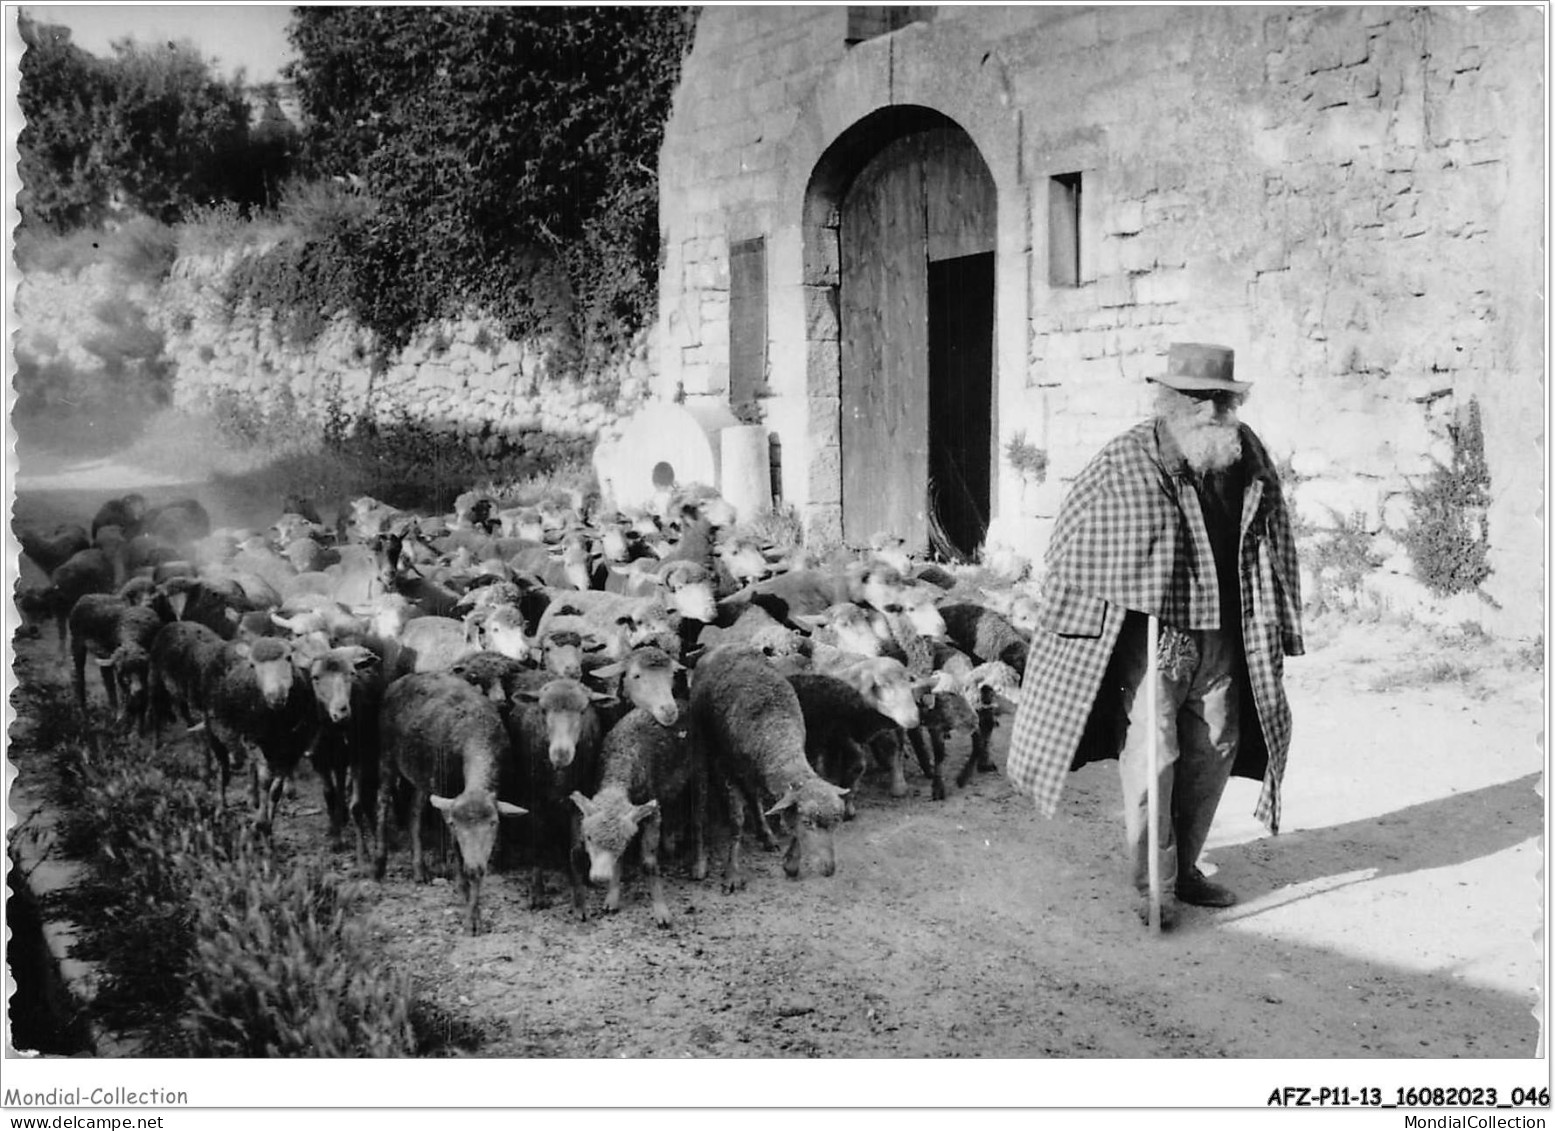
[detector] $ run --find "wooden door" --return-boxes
[839,127,995,553]
[840,136,929,549]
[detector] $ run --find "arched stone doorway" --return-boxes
[804,108,997,557]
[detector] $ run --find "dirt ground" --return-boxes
[6,451,1546,1062]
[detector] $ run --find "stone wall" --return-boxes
[15,249,652,458]
[657,5,1543,636]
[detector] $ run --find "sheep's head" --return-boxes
[110,643,152,718]
[590,647,682,726]
[659,561,717,623]
[868,533,913,576]
[850,560,906,613]
[538,626,585,679]
[855,658,920,730]
[428,790,526,933]
[627,600,675,649]
[571,788,658,886]
[718,538,769,584]
[308,646,378,724]
[766,778,849,878]
[448,652,525,705]
[518,679,611,769]
[895,585,947,639]
[817,602,882,657]
[238,636,296,709]
[599,523,632,563]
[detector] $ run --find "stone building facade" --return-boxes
[654,5,1543,633]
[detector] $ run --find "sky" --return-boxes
[21,3,298,81]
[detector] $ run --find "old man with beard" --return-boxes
[1006,343,1304,929]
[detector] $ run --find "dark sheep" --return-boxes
[301,644,385,861]
[689,645,849,891]
[375,672,526,935]
[146,620,227,761]
[937,602,1031,676]
[204,637,316,822]
[447,650,530,705]
[90,493,148,541]
[281,493,324,525]
[144,497,212,548]
[571,702,706,925]
[15,522,90,577]
[33,547,121,654]
[785,672,899,820]
[154,576,251,640]
[503,672,611,916]
[68,593,165,736]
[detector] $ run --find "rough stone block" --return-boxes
[808,445,842,505]
[1094,273,1135,309]
[1293,477,1381,530]
[1317,103,1390,153]
[811,228,841,286]
[1106,199,1145,236]
[1118,237,1155,274]
[1309,69,1352,109]
[805,340,840,397]
[804,285,839,341]
[1134,269,1189,306]
[805,504,843,547]
[807,396,841,449]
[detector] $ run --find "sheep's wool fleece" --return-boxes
[1006,420,1304,833]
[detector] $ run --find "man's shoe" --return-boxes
[1177,868,1237,908]
[1137,894,1179,930]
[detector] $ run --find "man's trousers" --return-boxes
[1106,611,1243,896]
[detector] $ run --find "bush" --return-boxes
[1311,508,1384,598]
[1400,399,1492,597]
[182,855,415,1057]
[48,727,419,1056]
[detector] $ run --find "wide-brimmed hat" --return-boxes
[1149,342,1251,394]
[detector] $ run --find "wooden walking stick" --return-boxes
[1146,613,1163,934]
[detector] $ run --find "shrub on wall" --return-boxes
[282,6,696,367]
[1400,398,1492,597]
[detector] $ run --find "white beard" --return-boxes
[1168,418,1243,474]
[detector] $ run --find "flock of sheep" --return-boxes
[16,484,1038,935]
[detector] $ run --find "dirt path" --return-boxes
[7,455,1545,1062]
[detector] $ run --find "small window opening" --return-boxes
[729,236,768,408]
[1048,172,1082,287]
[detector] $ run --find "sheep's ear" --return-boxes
[587,691,618,708]
[764,784,802,817]
[429,794,455,813]
[514,688,543,704]
[569,791,596,816]
[631,799,660,823]
[233,639,252,659]
[591,661,623,680]
[497,801,527,818]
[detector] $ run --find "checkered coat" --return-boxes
[1005,420,1304,832]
